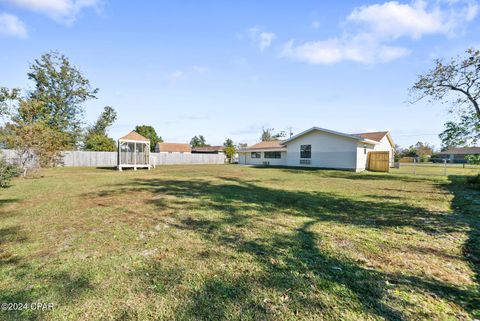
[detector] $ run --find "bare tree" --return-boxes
[411,48,480,148]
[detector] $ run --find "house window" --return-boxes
[264,151,281,159]
[300,145,311,158]
[251,152,261,158]
[300,159,311,165]
[364,143,367,155]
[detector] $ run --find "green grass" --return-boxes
[0,165,479,320]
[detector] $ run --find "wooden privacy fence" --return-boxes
[0,149,225,167]
[150,153,225,166]
[368,151,390,172]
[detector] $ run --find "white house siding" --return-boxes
[239,151,287,166]
[372,136,394,166]
[285,131,358,170]
[356,143,376,171]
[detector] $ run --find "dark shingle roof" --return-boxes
[438,147,480,155]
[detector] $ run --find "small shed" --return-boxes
[118,131,151,171]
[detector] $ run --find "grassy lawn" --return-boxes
[0,165,479,320]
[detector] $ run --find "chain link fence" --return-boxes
[391,158,480,177]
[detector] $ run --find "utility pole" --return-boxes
[287,127,293,138]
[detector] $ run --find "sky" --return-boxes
[0,0,479,149]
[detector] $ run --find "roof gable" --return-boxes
[281,127,379,145]
[352,131,394,148]
[352,132,388,142]
[119,131,150,142]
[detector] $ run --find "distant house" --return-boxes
[238,127,395,172]
[155,143,191,154]
[191,146,225,155]
[437,147,480,163]
[238,140,287,166]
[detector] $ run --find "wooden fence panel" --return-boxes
[368,151,390,172]
[1,149,226,167]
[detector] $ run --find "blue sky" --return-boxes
[0,0,479,148]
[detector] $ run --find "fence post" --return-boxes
[443,159,447,176]
[413,158,416,175]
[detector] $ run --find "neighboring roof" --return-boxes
[281,127,379,145]
[192,146,224,152]
[156,142,191,153]
[240,140,287,152]
[352,131,388,142]
[438,147,480,155]
[119,131,150,142]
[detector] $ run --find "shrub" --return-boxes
[467,174,480,189]
[465,154,480,165]
[0,157,21,188]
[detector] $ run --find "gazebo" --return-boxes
[117,131,151,171]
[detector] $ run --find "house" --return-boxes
[437,147,480,163]
[155,142,191,154]
[237,140,287,166]
[191,146,225,155]
[351,131,395,166]
[238,127,395,172]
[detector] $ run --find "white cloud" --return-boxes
[347,0,478,40]
[282,0,478,64]
[248,27,276,51]
[2,0,102,24]
[282,36,411,64]
[0,13,27,38]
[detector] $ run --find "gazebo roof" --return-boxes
[119,131,150,142]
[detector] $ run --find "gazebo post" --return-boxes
[147,142,151,170]
[117,139,122,171]
[134,141,137,171]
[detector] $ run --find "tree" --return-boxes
[0,87,20,119]
[0,153,20,188]
[84,106,117,152]
[90,106,117,135]
[0,87,20,148]
[466,154,480,165]
[223,138,236,163]
[260,127,286,141]
[28,51,99,148]
[411,48,480,149]
[223,138,234,148]
[3,99,65,176]
[84,133,116,152]
[190,135,208,148]
[134,125,162,152]
[438,114,479,150]
[413,142,434,158]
